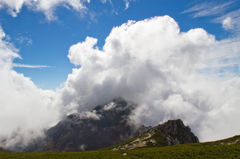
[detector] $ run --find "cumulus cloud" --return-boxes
[59,15,240,142]
[0,26,61,151]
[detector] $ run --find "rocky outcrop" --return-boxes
[112,119,199,150]
[25,98,149,152]
[155,119,199,145]
[112,128,156,150]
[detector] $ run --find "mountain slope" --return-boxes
[25,98,149,152]
[107,119,199,150]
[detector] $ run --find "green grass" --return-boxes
[144,132,168,147]
[1,142,240,158]
[99,135,141,151]
[1,135,240,158]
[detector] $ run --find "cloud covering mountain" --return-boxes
[0,14,240,150]
[62,15,240,142]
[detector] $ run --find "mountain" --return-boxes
[25,97,150,152]
[0,147,11,153]
[25,98,199,152]
[110,119,199,150]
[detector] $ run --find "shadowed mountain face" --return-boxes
[0,147,11,152]
[24,98,199,152]
[25,98,149,152]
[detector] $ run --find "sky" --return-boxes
[0,0,240,151]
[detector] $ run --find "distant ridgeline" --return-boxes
[21,98,198,152]
[0,147,11,153]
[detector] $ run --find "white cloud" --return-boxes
[222,17,234,30]
[32,0,88,21]
[124,0,135,10]
[0,26,61,151]
[12,63,50,68]
[183,1,240,33]
[0,0,29,17]
[0,0,133,21]
[199,37,240,76]
[0,0,88,20]
[60,15,240,142]
[183,1,240,75]
[125,1,129,10]
[15,36,32,45]
[182,1,233,18]
[214,10,240,32]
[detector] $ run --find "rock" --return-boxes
[155,119,199,145]
[112,119,199,150]
[24,98,199,152]
[25,98,149,152]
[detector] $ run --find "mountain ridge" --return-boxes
[109,119,199,151]
[23,97,199,152]
[25,98,150,152]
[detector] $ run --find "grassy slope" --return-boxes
[0,135,240,158]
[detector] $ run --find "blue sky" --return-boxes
[1,0,239,90]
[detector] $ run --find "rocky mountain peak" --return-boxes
[25,98,146,152]
[155,119,199,144]
[24,98,199,152]
[112,119,199,151]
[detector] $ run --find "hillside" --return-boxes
[103,119,199,151]
[0,135,240,158]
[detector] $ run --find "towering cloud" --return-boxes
[62,15,240,142]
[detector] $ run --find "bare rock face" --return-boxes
[155,119,199,145]
[25,98,149,152]
[112,119,199,151]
